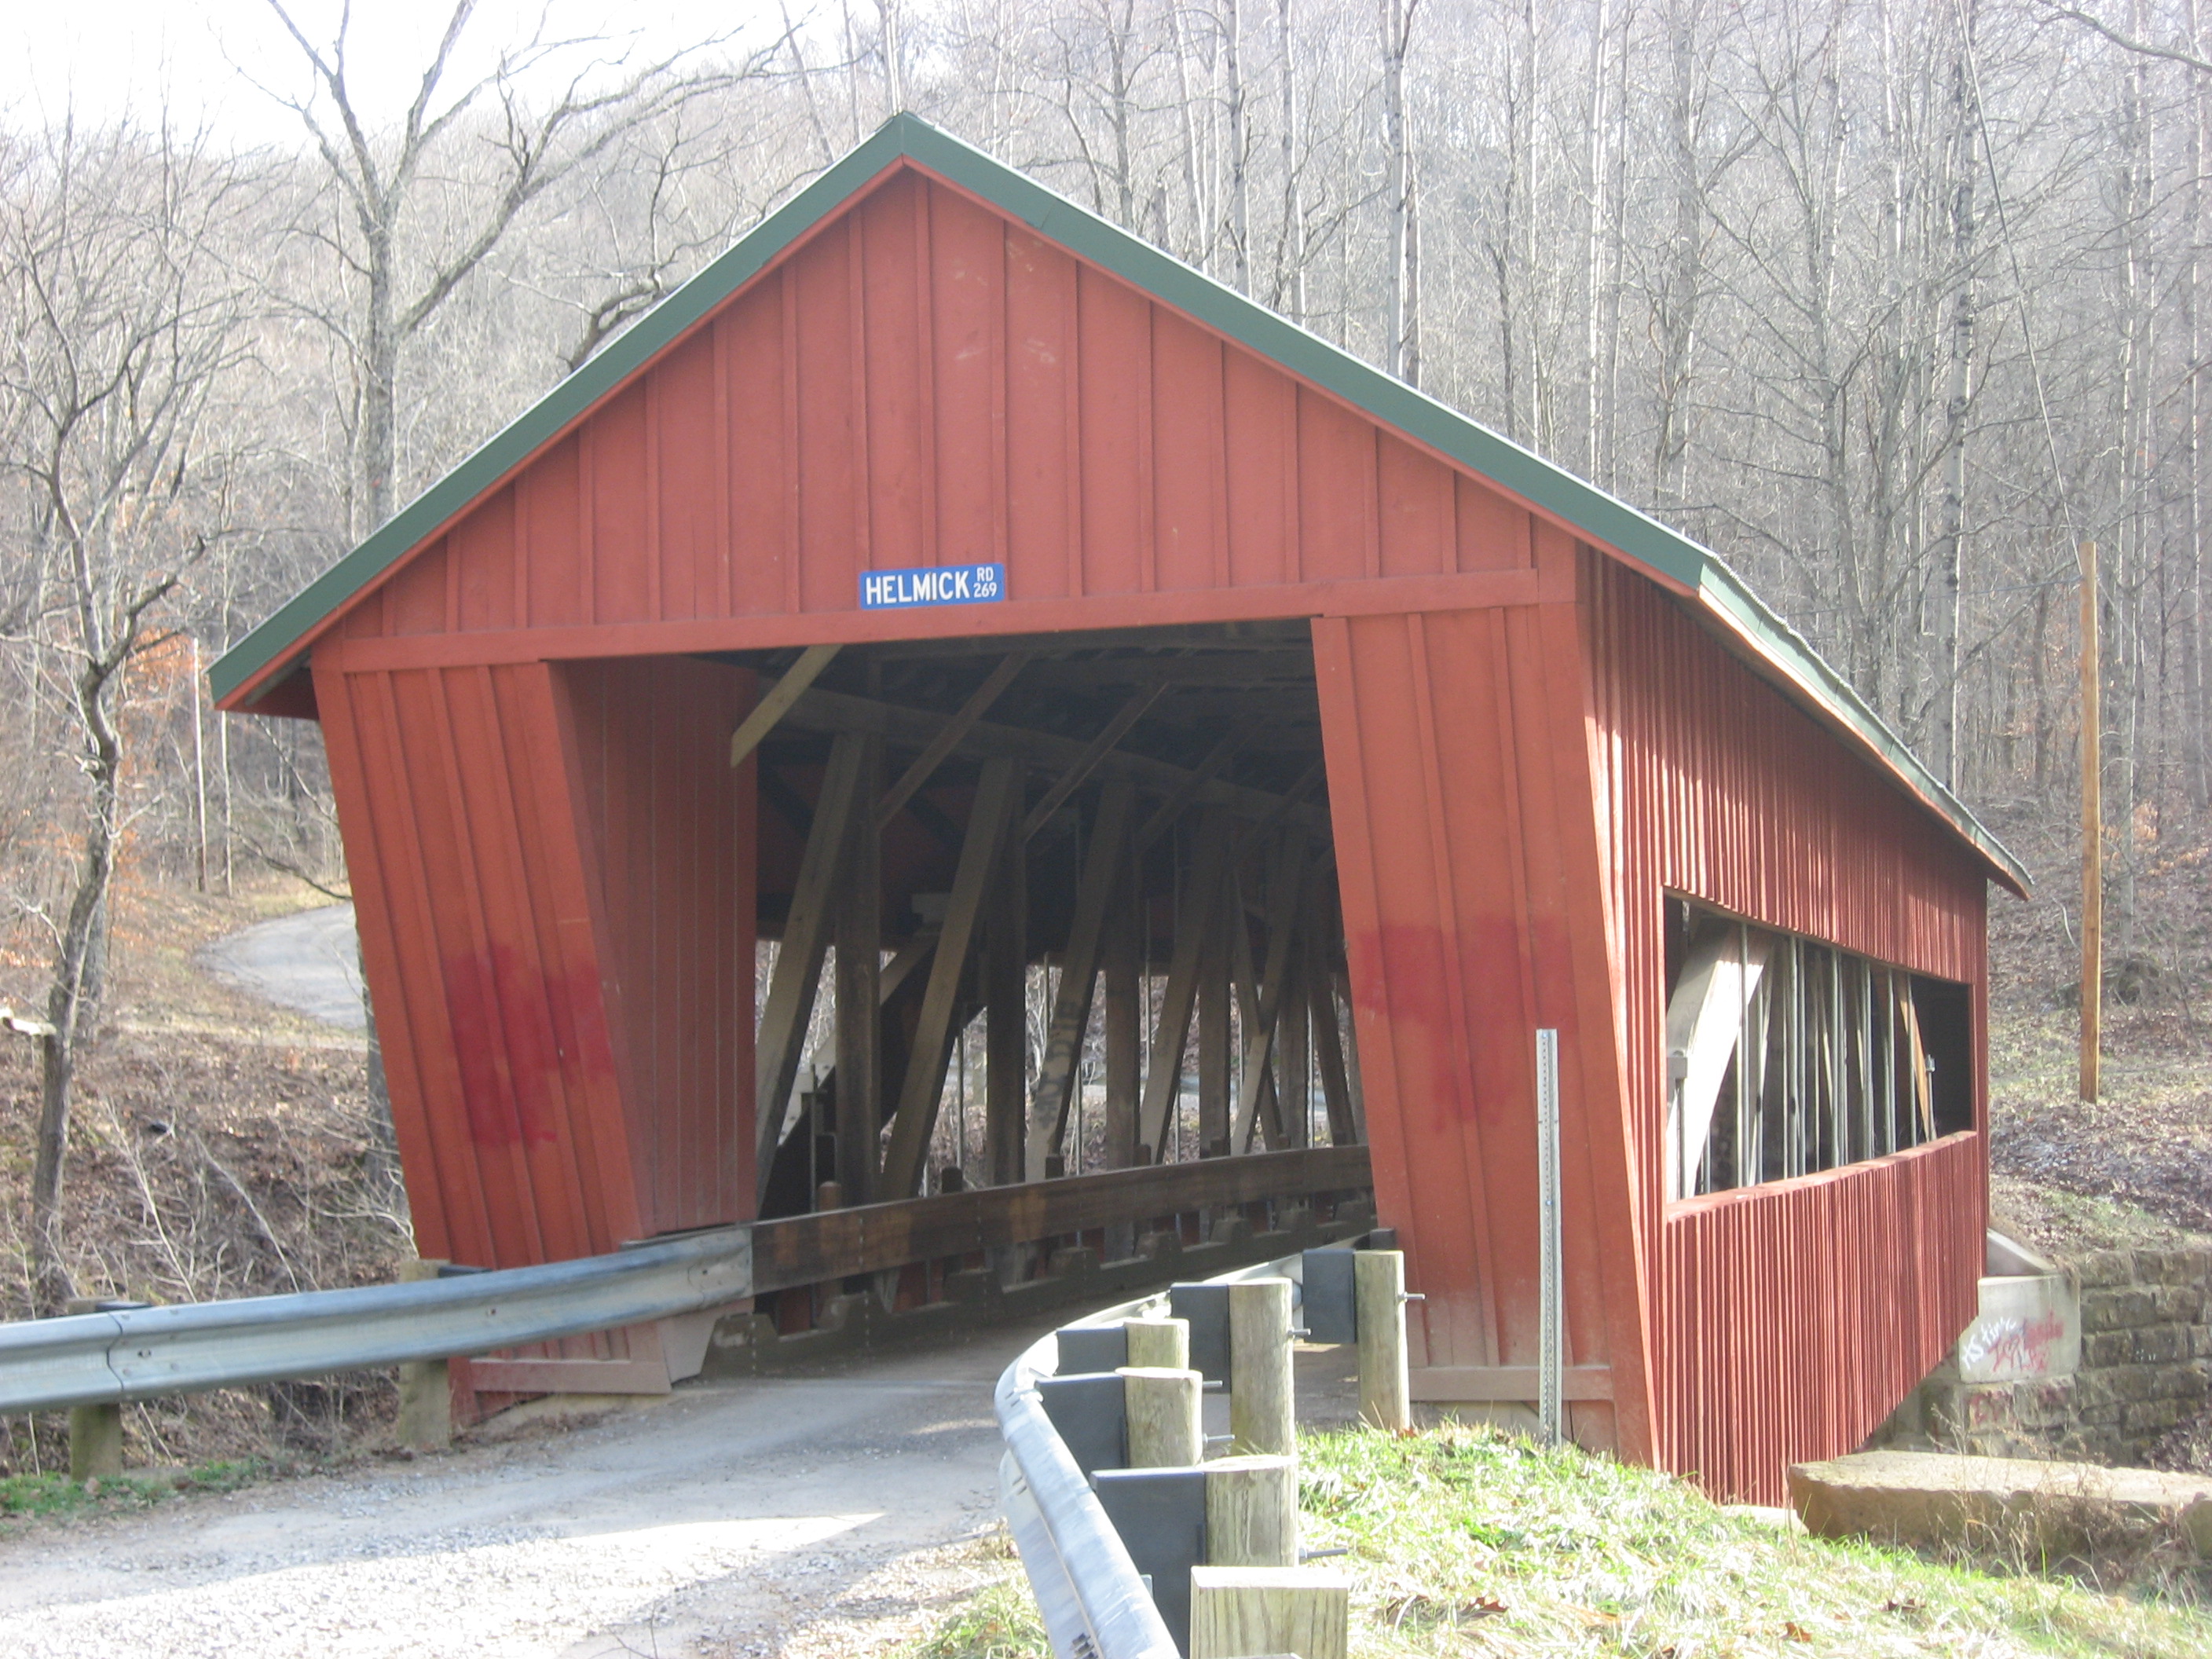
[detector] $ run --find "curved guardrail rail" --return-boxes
[997,1300,1181,1659]
[996,1254,1321,1659]
[0,1227,752,1415]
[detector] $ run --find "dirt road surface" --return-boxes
[0,1322,1046,1659]
[197,903,367,1031]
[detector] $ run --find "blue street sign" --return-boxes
[859,563,1005,610]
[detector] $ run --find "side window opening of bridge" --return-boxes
[1661,897,1972,1202]
[721,621,1363,1239]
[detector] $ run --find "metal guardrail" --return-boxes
[0,1148,1371,1422]
[0,1227,752,1415]
[996,1253,1319,1659]
[997,1291,1184,1659]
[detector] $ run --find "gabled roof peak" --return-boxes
[212,113,2025,892]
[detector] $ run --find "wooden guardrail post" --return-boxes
[68,1401,123,1481]
[1124,1313,1189,1370]
[1228,1277,1294,1455]
[1353,1250,1411,1432]
[1204,1452,1298,1566]
[1188,1566,1349,1659]
[62,1298,122,1481]
[395,1259,452,1450]
[1121,1366,1203,1466]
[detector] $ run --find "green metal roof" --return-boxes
[211,112,2027,893]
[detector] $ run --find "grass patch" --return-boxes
[907,1426,2211,1658]
[0,1456,272,1522]
[903,1576,1049,1659]
[1302,1423,2212,1657]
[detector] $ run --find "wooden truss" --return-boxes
[736,627,1364,1213]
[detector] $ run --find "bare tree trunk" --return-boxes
[1652,0,1703,507]
[1225,0,1251,293]
[1277,0,1306,320]
[1380,0,1415,379]
[2189,0,2210,808]
[1930,0,1979,790]
[1582,0,1613,477]
[877,0,906,113]
[29,665,120,1314]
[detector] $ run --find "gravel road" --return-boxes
[0,1322,1044,1658]
[197,903,367,1031]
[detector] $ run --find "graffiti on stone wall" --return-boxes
[1959,1309,2068,1379]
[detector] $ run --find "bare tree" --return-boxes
[1379,0,1419,382]
[0,119,254,1312]
[256,0,762,534]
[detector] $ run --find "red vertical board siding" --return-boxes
[558,657,757,1232]
[722,289,789,617]
[793,225,862,615]
[928,183,1004,582]
[1315,606,1650,1457]
[312,653,646,1269]
[1583,554,1988,1503]
[1003,229,1077,591]
[323,167,1573,645]
[654,329,720,623]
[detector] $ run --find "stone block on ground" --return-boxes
[1789,1449,2212,1561]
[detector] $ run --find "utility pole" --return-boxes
[2080,540,2102,1103]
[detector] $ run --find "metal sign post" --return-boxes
[1536,1027,1563,1444]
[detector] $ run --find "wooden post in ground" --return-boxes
[1229,1276,1295,1455]
[1121,1366,1204,1466]
[1203,1456,1299,1566]
[1189,1566,1349,1659]
[68,1401,122,1481]
[2080,538,2103,1104]
[395,1258,452,1450]
[1124,1315,1190,1371]
[1354,1250,1411,1431]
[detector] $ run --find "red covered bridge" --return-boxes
[213,115,2025,1503]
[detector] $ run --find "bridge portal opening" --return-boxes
[715,620,1363,1225]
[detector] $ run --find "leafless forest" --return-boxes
[0,1,2207,1310]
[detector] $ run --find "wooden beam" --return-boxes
[1102,840,1141,1170]
[1135,728,1245,852]
[1017,651,1316,690]
[1232,833,1306,1153]
[748,1143,1373,1292]
[1276,926,1310,1150]
[1247,757,1325,842]
[986,805,1028,1186]
[1197,880,1232,1158]
[1027,778,1137,1177]
[1308,870,1357,1147]
[876,651,1034,833]
[833,734,884,1207]
[1138,812,1235,1161]
[879,756,1022,1198]
[1019,687,1163,843]
[730,643,840,767]
[763,678,1321,832]
[755,731,869,1200]
[756,765,815,841]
